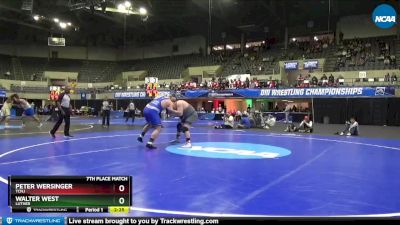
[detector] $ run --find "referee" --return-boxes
[50,86,73,138]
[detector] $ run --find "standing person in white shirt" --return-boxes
[102,98,111,128]
[284,103,291,124]
[125,101,136,124]
[50,86,72,138]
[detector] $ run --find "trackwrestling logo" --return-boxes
[372,4,397,29]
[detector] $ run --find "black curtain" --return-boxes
[314,98,400,126]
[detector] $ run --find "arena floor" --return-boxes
[0,117,399,217]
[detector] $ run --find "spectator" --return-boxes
[198,107,206,113]
[237,112,251,129]
[214,114,234,129]
[263,114,276,129]
[391,73,397,84]
[337,117,359,136]
[217,105,224,114]
[320,74,328,86]
[298,116,313,133]
[337,75,344,86]
[328,74,335,86]
[284,115,313,133]
[247,105,252,113]
[384,73,390,82]
[245,77,250,88]
[296,74,304,87]
[235,110,242,121]
[384,56,390,65]
[283,103,291,123]
[311,76,318,86]
[268,76,276,88]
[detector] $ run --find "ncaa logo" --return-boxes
[6,217,13,224]
[375,87,386,96]
[166,142,291,159]
[372,4,397,29]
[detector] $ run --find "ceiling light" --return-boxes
[117,4,125,11]
[139,7,147,15]
[33,15,40,21]
[67,22,72,26]
[59,22,67,29]
[292,38,296,41]
[124,1,131,8]
[53,18,59,23]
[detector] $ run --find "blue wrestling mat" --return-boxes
[0,118,399,217]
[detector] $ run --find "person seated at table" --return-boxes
[263,114,276,129]
[235,110,242,121]
[237,112,251,129]
[198,107,206,113]
[214,113,234,129]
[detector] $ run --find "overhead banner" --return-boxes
[114,87,395,99]
[0,90,6,97]
[258,87,395,98]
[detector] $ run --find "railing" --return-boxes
[296,78,399,88]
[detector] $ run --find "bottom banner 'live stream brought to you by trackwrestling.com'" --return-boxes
[1,217,222,225]
[2,217,400,225]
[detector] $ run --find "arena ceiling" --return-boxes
[0,0,394,47]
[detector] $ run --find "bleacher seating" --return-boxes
[0,36,398,87]
[120,54,218,79]
[220,49,280,76]
[47,59,82,73]
[78,60,121,82]
[10,85,48,93]
[325,36,397,72]
[0,54,12,79]
[19,57,47,80]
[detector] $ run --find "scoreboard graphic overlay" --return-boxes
[8,176,132,213]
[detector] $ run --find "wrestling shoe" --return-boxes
[146,143,157,149]
[181,142,192,148]
[137,136,143,143]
